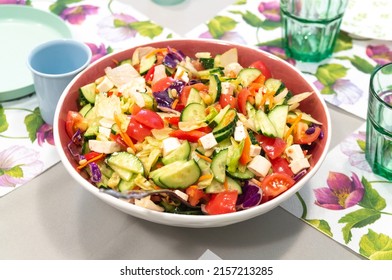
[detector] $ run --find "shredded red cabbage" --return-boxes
[89,162,102,183]
[236,180,263,210]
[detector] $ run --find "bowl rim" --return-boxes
[53,38,331,227]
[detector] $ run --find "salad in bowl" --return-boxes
[54,39,330,227]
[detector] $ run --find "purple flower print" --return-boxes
[258,45,296,65]
[366,45,392,66]
[340,131,372,172]
[60,5,99,25]
[0,146,44,187]
[314,172,365,210]
[314,79,362,106]
[97,13,138,42]
[199,31,247,45]
[0,0,26,4]
[36,123,54,146]
[258,0,281,22]
[85,42,110,63]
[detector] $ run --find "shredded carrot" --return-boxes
[114,113,136,152]
[77,153,105,170]
[239,135,252,165]
[198,174,213,182]
[171,98,179,109]
[145,48,169,59]
[195,152,212,163]
[259,90,274,109]
[284,113,302,140]
[223,178,229,191]
[112,59,119,65]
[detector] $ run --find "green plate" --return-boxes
[0,5,72,102]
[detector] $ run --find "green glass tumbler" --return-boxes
[280,0,348,62]
[365,63,392,181]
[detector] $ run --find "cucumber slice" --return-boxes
[209,104,230,128]
[211,149,228,183]
[227,168,255,180]
[84,125,98,140]
[268,105,289,139]
[158,160,201,189]
[256,109,277,137]
[141,93,156,110]
[162,140,191,165]
[246,101,260,132]
[118,176,137,192]
[237,68,261,87]
[186,88,203,106]
[265,78,283,93]
[205,177,242,194]
[107,152,145,175]
[208,74,222,102]
[79,103,93,117]
[108,164,134,181]
[199,57,214,69]
[139,54,156,74]
[80,82,97,104]
[180,103,206,122]
[212,108,237,135]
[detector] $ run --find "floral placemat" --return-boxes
[185,0,392,260]
[186,0,392,120]
[0,0,177,197]
[281,123,392,260]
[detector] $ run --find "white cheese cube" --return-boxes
[98,126,112,138]
[247,155,271,177]
[285,144,305,161]
[199,132,218,150]
[234,121,247,142]
[162,137,181,156]
[174,190,189,202]
[221,82,235,95]
[88,140,121,154]
[249,145,262,157]
[224,62,243,77]
[96,76,114,93]
[289,158,310,174]
[174,67,190,83]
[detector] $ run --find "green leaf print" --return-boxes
[230,10,280,30]
[339,208,381,244]
[0,165,23,179]
[50,0,82,15]
[358,177,387,211]
[333,32,353,53]
[207,16,237,39]
[336,55,375,74]
[315,63,349,87]
[359,229,392,260]
[0,104,9,133]
[24,107,44,143]
[234,0,247,4]
[307,219,333,237]
[128,21,163,39]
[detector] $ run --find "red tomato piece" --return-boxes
[219,94,238,109]
[186,186,208,207]
[65,111,88,138]
[126,117,152,142]
[249,60,272,80]
[84,151,103,161]
[144,65,156,84]
[293,122,322,145]
[164,116,180,126]
[133,109,164,129]
[204,190,238,215]
[237,88,251,115]
[260,173,295,202]
[169,129,207,142]
[151,77,175,92]
[256,134,287,160]
[270,157,294,177]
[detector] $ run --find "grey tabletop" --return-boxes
[0,0,365,260]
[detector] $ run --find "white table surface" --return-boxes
[0,0,365,260]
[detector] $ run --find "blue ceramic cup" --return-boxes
[27,39,91,125]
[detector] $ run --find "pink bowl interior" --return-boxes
[56,39,329,203]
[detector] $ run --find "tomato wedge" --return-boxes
[151,77,175,92]
[270,157,294,177]
[133,109,164,129]
[249,60,272,80]
[169,129,207,142]
[126,117,152,142]
[204,190,238,215]
[256,134,286,160]
[65,111,88,138]
[260,173,295,202]
[219,94,238,109]
[180,83,209,105]
[237,88,251,115]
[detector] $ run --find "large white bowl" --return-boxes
[54,39,331,228]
